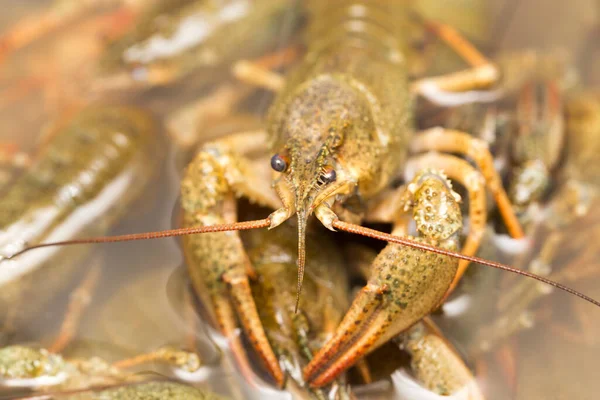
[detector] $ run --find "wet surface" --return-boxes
[0,1,598,399]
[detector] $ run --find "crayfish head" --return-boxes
[266,76,377,307]
[267,129,360,310]
[267,143,356,312]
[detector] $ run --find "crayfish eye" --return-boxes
[270,154,288,172]
[321,166,337,183]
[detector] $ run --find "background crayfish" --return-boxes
[0,0,599,399]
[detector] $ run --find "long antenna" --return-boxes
[3,219,270,259]
[332,220,600,308]
[4,217,599,309]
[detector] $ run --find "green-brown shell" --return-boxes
[0,346,65,380]
[245,224,349,389]
[100,0,299,82]
[0,107,158,238]
[267,0,414,203]
[180,146,250,324]
[403,322,481,397]
[368,172,461,346]
[61,381,227,400]
[0,106,161,326]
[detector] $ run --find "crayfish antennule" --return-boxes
[295,214,308,314]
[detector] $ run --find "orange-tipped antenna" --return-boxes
[4,219,270,260]
[5,217,599,309]
[332,220,600,309]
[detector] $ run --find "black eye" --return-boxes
[270,154,288,172]
[321,167,337,183]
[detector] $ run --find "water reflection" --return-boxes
[0,1,599,399]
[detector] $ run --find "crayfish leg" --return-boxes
[410,11,500,103]
[411,128,525,239]
[224,273,285,385]
[303,283,387,387]
[304,170,462,387]
[406,152,487,299]
[231,44,300,92]
[181,133,285,386]
[400,317,484,399]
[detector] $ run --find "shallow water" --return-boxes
[0,1,599,399]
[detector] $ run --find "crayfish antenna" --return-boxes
[332,220,600,309]
[1,219,271,260]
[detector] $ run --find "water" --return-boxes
[0,1,599,399]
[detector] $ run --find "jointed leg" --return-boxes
[405,152,487,298]
[49,262,101,353]
[367,151,487,297]
[419,19,489,68]
[412,127,525,239]
[181,130,285,385]
[232,61,285,92]
[232,45,300,92]
[412,66,500,101]
[411,14,500,101]
[305,170,463,387]
[199,130,282,210]
[400,317,484,399]
[112,346,201,372]
[303,283,390,387]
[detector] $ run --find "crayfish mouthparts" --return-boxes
[267,197,343,313]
